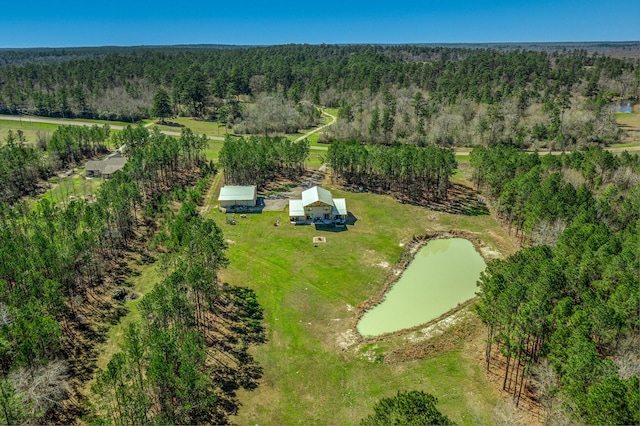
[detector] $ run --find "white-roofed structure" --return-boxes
[218,185,257,209]
[289,186,347,225]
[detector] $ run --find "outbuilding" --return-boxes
[218,185,258,209]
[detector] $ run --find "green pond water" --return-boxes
[357,238,486,337]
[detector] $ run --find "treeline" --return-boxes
[326,141,456,201]
[324,83,622,149]
[218,135,309,187]
[92,203,264,424]
[0,45,636,143]
[48,124,110,165]
[0,130,53,203]
[0,125,213,423]
[470,145,640,242]
[472,146,640,425]
[115,126,211,200]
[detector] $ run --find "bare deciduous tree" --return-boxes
[9,360,69,418]
[532,218,567,247]
[613,334,640,380]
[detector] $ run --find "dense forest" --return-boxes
[471,146,639,425]
[1,45,637,148]
[0,124,261,424]
[218,135,309,187]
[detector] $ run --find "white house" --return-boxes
[289,186,347,225]
[218,185,257,209]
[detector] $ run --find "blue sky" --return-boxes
[1,0,638,47]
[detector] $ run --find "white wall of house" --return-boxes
[306,205,333,220]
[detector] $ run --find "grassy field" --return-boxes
[87,106,521,423]
[208,180,518,425]
[0,119,59,145]
[39,175,103,205]
[616,107,640,145]
[149,117,227,136]
[204,139,225,162]
[94,261,161,371]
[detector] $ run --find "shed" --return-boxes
[218,185,257,208]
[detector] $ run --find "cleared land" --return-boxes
[0,118,58,145]
[615,105,640,146]
[85,113,523,424]
[209,180,518,425]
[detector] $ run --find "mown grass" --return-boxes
[204,139,225,162]
[0,119,58,145]
[305,152,325,170]
[149,117,227,136]
[90,108,513,423]
[212,184,516,425]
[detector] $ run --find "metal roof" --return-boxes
[290,187,348,217]
[85,161,103,171]
[302,186,333,207]
[218,185,257,201]
[85,157,127,173]
[289,199,305,217]
[333,198,347,215]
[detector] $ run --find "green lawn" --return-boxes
[0,119,59,145]
[209,186,516,425]
[609,142,640,148]
[150,117,227,136]
[305,152,325,170]
[204,139,225,162]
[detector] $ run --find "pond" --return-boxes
[357,238,486,337]
[612,100,636,113]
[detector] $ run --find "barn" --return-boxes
[218,185,257,209]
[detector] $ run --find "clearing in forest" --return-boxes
[211,182,519,425]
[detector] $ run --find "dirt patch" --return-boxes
[384,311,478,364]
[336,329,359,350]
[406,308,474,344]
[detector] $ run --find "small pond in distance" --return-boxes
[357,238,486,337]
[612,100,636,113]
